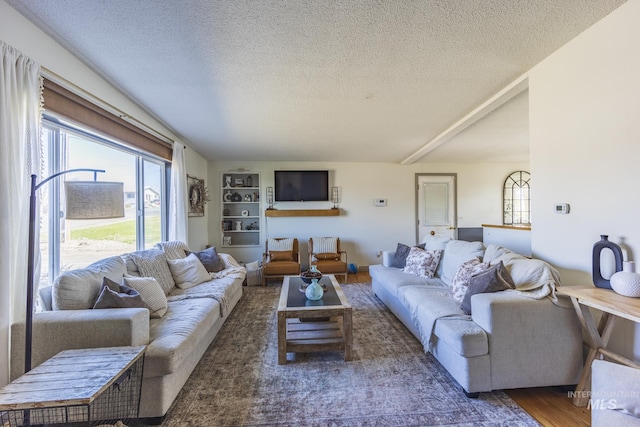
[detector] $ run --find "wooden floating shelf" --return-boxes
[265,209,340,217]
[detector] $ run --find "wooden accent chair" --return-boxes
[308,237,348,283]
[262,238,301,286]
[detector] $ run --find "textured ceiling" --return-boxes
[6,0,626,163]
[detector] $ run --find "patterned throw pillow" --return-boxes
[403,246,443,279]
[461,261,515,315]
[450,258,489,304]
[392,243,426,268]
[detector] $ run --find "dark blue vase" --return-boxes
[592,235,623,289]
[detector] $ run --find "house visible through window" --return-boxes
[40,116,169,288]
[503,170,531,226]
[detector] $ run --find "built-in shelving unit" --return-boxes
[221,172,261,247]
[264,208,340,217]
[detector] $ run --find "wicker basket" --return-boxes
[246,267,263,286]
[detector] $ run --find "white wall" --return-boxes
[209,161,527,267]
[529,0,640,360]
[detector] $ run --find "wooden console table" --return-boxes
[557,286,640,407]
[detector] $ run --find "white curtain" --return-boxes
[168,143,188,243]
[0,41,42,386]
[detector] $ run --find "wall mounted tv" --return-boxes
[274,170,329,202]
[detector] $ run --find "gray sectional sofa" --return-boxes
[11,241,245,421]
[369,237,583,396]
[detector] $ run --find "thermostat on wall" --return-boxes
[554,203,570,214]
[374,199,387,207]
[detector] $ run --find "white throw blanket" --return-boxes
[490,252,570,308]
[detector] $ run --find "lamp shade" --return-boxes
[64,181,125,219]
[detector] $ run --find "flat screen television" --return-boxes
[274,170,329,202]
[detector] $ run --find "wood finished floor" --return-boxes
[348,271,590,427]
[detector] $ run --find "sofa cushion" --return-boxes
[403,247,442,278]
[391,242,426,268]
[185,246,224,273]
[52,256,127,310]
[122,276,168,318]
[144,298,220,377]
[269,250,294,262]
[167,253,212,289]
[369,264,445,299]
[441,240,485,286]
[461,261,515,315]
[432,318,489,358]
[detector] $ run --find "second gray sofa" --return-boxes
[369,238,583,396]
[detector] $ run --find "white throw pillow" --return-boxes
[312,237,338,254]
[269,238,293,251]
[167,253,211,289]
[403,247,443,279]
[449,258,488,304]
[122,276,168,318]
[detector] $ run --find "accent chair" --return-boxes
[308,237,348,283]
[262,237,301,286]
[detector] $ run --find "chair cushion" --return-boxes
[312,259,347,273]
[264,260,300,275]
[314,253,340,261]
[269,250,294,261]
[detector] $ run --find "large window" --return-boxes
[39,116,169,287]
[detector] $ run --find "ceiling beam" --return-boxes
[401,73,529,165]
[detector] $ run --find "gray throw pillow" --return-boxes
[185,246,224,273]
[93,277,146,309]
[461,261,515,315]
[391,243,426,269]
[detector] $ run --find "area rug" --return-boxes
[161,283,540,426]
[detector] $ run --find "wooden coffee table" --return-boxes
[277,275,352,364]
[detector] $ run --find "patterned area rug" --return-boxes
[161,283,540,426]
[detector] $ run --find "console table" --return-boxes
[557,286,640,407]
[0,346,145,426]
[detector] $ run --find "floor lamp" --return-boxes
[25,168,124,374]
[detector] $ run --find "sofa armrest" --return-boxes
[11,308,149,380]
[471,291,582,389]
[382,251,396,267]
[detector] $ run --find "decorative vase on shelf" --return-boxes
[305,278,324,301]
[592,235,623,290]
[610,261,640,297]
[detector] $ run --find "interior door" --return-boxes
[417,174,457,243]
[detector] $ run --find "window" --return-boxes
[503,171,531,225]
[39,116,169,287]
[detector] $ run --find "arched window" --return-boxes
[503,171,531,225]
